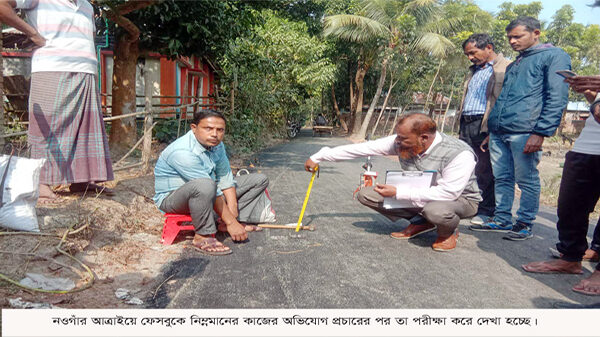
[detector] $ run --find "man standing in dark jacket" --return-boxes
[470,17,570,240]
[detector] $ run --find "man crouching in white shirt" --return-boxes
[304,113,481,251]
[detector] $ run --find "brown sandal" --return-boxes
[191,237,232,256]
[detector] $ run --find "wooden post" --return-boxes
[141,62,154,173]
[193,75,201,113]
[176,71,189,138]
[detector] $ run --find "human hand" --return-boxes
[523,134,544,153]
[28,33,46,50]
[226,221,248,241]
[565,76,600,94]
[374,183,396,197]
[583,90,598,104]
[480,135,490,153]
[304,158,318,172]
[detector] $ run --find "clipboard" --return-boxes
[383,170,436,209]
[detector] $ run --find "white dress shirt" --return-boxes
[310,133,477,208]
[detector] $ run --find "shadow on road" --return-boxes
[470,205,599,308]
[146,256,209,308]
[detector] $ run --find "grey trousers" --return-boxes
[356,186,478,236]
[159,173,269,235]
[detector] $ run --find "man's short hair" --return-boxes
[192,109,226,125]
[462,33,495,51]
[396,113,437,135]
[505,16,540,33]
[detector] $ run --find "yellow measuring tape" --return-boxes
[295,165,318,232]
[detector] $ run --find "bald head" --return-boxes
[394,113,437,159]
[395,113,437,135]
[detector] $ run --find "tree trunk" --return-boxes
[356,56,389,140]
[141,63,154,173]
[424,59,443,116]
[351,64,368,135]
[452,78,467,134]
[331,85,348,132]
[557,107,568,136]
[348,60,355,131]
[109,33,139,149]
[371,77,398,138]
[0,29,4,147]
[105,1,156,150]
[230,68,237,115]
[388,104,407,136]
[382,106,392,134]
[441,76,457,133]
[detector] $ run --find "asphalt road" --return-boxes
[148,129,600,309]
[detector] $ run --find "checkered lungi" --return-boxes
[28,72,114,185]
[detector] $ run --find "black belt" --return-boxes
[461,114,484,122]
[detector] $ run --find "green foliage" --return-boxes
[153,118,180,144]
[220,10,336,150]
[496,1,542,21]
[129,0,258,59]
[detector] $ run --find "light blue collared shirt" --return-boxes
[462,62,494,116]
[153,130,235,208]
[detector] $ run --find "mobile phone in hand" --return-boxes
[556,70,577,78]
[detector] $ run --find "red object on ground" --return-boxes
[161,213,195,245]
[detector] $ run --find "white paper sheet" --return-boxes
[383,170,435,209]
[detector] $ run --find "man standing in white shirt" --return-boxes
[522,76,600,296]
[304,113,481,252]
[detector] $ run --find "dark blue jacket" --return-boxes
[487,44,571,137]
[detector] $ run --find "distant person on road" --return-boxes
[458,33,511,226]
[522,75,600,296]
[153,109,269,255]
[304,113,481,252]
[0,0,114,203]
[471,17,571,241]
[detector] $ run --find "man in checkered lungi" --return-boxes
[0,0,114,203]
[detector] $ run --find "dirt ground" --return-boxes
[0,133,594,309]
[0,140,269,309]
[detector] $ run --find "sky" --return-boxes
[473,0,600,26]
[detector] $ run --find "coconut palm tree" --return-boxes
[324,0,459,140]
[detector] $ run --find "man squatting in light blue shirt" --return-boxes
[153,109,269,255]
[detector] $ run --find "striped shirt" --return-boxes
[462,63,493,116]
[16,0,97,74]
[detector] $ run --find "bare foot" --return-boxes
[550,247,599,262]
[573,270,600,296]
[584,249,600,262]
[191,234,231,255]
[522,259,583,274]
[37,184,61,204]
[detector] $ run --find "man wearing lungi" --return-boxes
[0,0,114,203]
[153,109,269,255]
